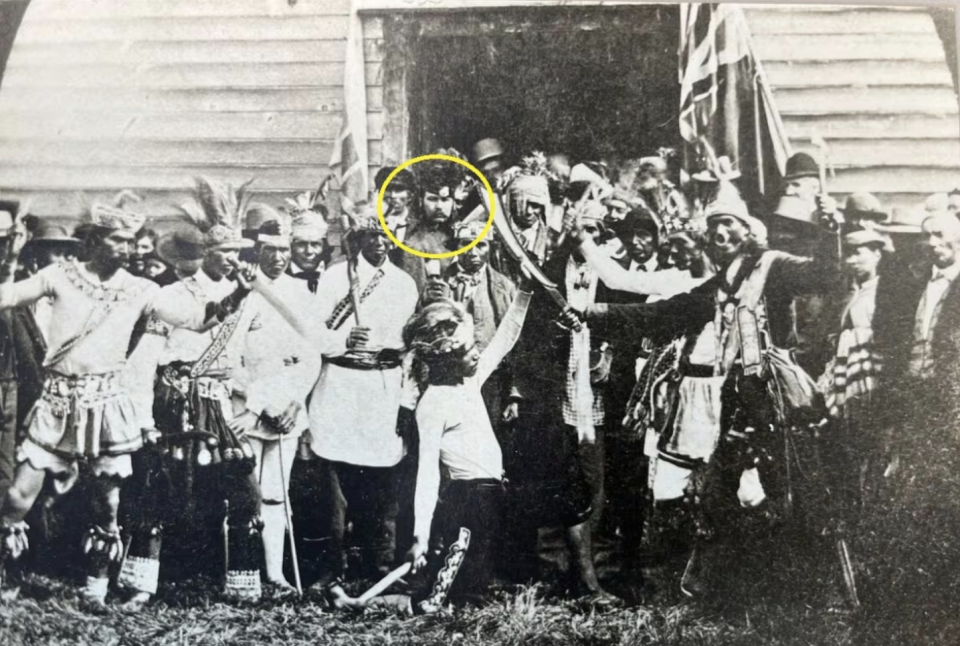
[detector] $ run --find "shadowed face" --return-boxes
[706,215,749,266]
[359,231,391,267]
[459,239,489,273]
[291,239,323,272]
[843,244,882,283]
[258,242,291,279]
[622,229,656,265]
[423,189,455,224]
[515,202,544,230]
[783,177,820,203]
[923,215,960,269]
[203,247,240,280]
[92,230,136,272]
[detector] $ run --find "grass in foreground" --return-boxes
[0,571,862,646]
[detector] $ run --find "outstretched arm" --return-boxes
[478,290,532,385]
[578,239,674,295]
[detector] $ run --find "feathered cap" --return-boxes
[176,177,255,251]
[281,190,328,243]
[402,300,476,361]
[339,197,384,246]
[84,190,146,233]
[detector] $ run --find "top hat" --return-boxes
[783,153,820,181]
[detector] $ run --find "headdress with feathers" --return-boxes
[175,176,255,250]
[82,189,145,233]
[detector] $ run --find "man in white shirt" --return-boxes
[229,219,322,593]
[285,200,330,295]
[306,206,418,589]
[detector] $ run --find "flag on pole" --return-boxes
[329,3,369,205]
[678,3,791,199]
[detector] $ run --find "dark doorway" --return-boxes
[405,6,681,165]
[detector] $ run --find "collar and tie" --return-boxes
[288,268,322,293]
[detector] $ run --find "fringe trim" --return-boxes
[118,556,160,595]
[224,570,261,600]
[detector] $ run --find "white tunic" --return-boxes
[308,256,418,467]
[242,270,323,438]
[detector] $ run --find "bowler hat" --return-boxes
[158,227,206,265]
[783,153,820,181]
[472,138,504,164]
[842,192,886,221]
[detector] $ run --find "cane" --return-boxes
[276,436,303,596]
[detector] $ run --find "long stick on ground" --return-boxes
[277,437,303,596]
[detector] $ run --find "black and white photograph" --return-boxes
[0,0,959,643]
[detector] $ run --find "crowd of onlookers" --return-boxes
[1,136,960,617]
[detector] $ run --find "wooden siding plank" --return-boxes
[2,61,383,90]
[15,15,383,43]
[0,164,341,191]
[0,139,384,167]
[2,181,379,218]
[752,34,946,62]
[9,38,384,65]
[784,114,960,140]
[762,60,953,89]
[0,111,385,141]
[26,0,352,20]
[790,138,960,169]
[774,86,959,117]
[746,8,935,35]
[0,86,383,113]
[824,166,960,194]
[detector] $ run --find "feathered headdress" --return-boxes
[83,189,145,232]
[175,176,255,250]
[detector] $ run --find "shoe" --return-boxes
[263,579,298,600]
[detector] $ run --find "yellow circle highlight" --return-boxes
[377,153,496,260]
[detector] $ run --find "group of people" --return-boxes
[0,136,958,616]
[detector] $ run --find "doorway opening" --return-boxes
[399,5,680,166]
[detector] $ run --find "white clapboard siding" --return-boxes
[0,0,384,217]
[745,5,960,212]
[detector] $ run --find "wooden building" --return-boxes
[0,0,955,220]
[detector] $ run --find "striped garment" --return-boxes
[827,278,881,420]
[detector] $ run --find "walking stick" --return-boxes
[339,206,363,327]
[276,437,303,596]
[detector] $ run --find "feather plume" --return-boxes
[176,176,255,232]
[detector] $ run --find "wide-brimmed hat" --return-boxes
[842,192,886,221]
[877,206,926,235]
[783,152,820,181]
[692,155,741,183]
[158,226,207,265]
[843,228,890,250]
